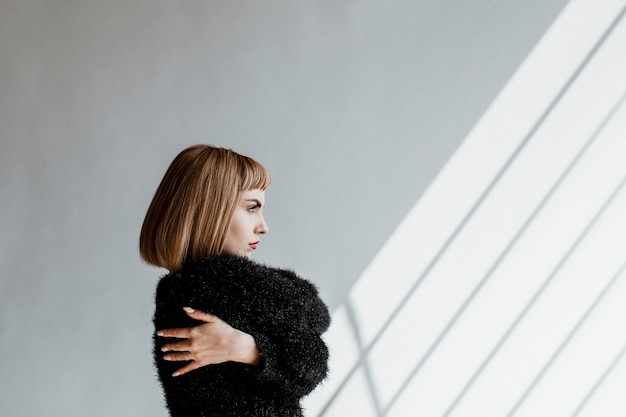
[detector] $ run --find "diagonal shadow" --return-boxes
[441,89,626,416]
[345,300,384,416]
[442,172,626,417]
[570,340,626,416]
[385,91,626,416]
[317,5,626,416]
[505,260,626,417]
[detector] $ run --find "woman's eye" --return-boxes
[247,206,257,213]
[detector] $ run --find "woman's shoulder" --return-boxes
[181,254,278,281]
[157,254,281,289]
[157,254,320,300]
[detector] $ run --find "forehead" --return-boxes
[239,189,265,202]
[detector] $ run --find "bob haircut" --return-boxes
[140,144,271,272]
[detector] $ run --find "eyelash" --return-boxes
[247,205,259,213]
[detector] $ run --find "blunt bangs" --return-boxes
[240,156,271,191]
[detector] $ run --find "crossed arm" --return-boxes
[158,307,263,377]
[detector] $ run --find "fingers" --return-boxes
[183,307,219,323]
[156,307,224,377]
[156,327,191,339]
[161,339,191,353]
[157,307,219,350]
[172,361,204,377]
[163,351,194,362]
[156,308,217,339]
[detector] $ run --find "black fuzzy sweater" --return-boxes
[153,254,330,417]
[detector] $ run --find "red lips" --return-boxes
[249,241,259,249]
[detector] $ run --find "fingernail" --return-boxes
[172,371,180,377]
[156,331,164,336]
[183,307,195,313]
[161,346,168,352]
[163,355,171,361]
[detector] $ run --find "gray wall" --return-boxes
[0,1,568,415]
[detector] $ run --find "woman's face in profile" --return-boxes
[222,189,269,258]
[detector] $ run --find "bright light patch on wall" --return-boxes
[574,342,626,417]
[303,305,361,417]
[303,0,626,416]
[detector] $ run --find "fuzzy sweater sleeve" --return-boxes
[154,254,330,403]
[251,266,330,398]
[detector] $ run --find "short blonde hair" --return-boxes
[139,144,271,271]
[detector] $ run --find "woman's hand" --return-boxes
[157,307,262,377]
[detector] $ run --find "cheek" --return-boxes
[228,214,249,242]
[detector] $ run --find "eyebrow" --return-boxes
[244,198,263,207]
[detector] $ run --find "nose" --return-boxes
[257,215,269,235]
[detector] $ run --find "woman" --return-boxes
[140,145,330,417]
